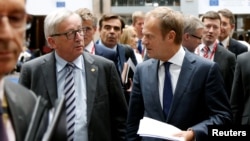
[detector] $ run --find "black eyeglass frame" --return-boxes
[50,27,86,40]
[189,34,202,40]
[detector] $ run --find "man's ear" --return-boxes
[168,30,176,41]
[183,33,189,41]
[47,37,56,49]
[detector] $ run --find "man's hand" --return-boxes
[172,129,195,141]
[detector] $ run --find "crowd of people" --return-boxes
[1,0,250,141]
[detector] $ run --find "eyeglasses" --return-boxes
[50,28,85,40]
[190,34,202,40]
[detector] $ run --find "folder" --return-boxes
[121,58,135,85]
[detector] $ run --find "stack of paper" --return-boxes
[137,117,185,141]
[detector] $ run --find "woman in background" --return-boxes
[120,25,143,63]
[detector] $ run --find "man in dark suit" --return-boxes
[230,51,250,125]
[126,7,232,141]
[131,11,145,56]
[218,8,248,57]
[0,0,37,140]
[97,14,137,74]
[19,9,127,141]
[196,11,236,98]
[96,14,138,103]
[75,8,118,65]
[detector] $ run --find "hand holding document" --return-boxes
[137,117,185,141]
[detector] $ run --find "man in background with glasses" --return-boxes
[75,8,118,71]
[182,15,204,53]
[19,8,127,141]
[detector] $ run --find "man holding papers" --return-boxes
[126,7,232,141]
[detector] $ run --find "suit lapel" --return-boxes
[213,45,223,63]
[94,44,103,56]
[83,53,98,125]
[117,45,126,71]
[147,60,165,120]
[168,51,195,120]
[42,52,58,107]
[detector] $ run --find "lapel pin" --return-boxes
[91,68,95,72]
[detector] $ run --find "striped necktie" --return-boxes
[163,62,173,119]
[203,46,210,58]
[64,63,76,141]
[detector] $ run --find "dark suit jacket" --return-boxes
[3,79,37,141]
[94,43,120,76]
[95,43,117,63]
[227,38,248,57]
[95,40,138,74]
[230,52,250,125]
[19,51,128,141]
[214,44,236,98]
[126,50,232,141]
[117,44,138,73]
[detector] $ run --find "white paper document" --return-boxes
[137,117,185,141]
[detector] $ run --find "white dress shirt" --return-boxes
[158,47,185,108]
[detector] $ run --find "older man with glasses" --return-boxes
[19,8,127,141]
[182,15,204,53]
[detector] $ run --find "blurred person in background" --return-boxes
[131,11,145,57]
[75,8,118,65]
[182,15,204,52]
[196,11,236,98]
[217,8,248,57]
[96,13,137,103]
[120,25,143,63]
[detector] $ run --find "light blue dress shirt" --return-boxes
[55,52,88,141]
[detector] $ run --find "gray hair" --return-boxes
[44,8,81,40]
[184,15,204,35]
[75,8,98,27]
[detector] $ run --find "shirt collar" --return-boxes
[85,41,94,52]
[159,46,185,67]
[220,36,230,48]
[55,52,84,73]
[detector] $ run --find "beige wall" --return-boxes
[92,0,112,41]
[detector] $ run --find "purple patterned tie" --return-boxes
[0,101,8,141]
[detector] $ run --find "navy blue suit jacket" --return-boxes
[94,43,118,66]
[228,38,248,57]
[231,51,250,125]
[126,49,232,141]
[214,44,236,98]
[95,40,137,74]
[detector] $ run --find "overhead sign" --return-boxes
[209,0,219,6]
[199,0,250,14]
[26,0,92,15]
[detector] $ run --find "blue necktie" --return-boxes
[163,62,173,118]
[64,63,76,141]
[138,39,142,54]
